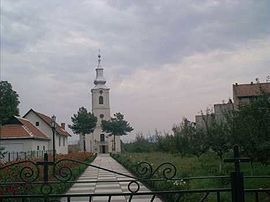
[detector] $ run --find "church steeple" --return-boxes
[94,51,107,87]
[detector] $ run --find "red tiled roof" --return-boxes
[233,83,270,97]
[0,117,49,140]
[29,110,71,137]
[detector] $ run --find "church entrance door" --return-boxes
[101,145,106,153]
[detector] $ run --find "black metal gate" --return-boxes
[0,145,269,202]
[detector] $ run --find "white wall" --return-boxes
[25,111,68,154]
[1,139,49,161]
[84,87,122,153]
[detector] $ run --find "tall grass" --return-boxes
[112,152,270,202]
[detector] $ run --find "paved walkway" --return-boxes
[62,154,162,202]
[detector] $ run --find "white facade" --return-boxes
[0,138,49,161]
[1,139,49,153]
[24,110,68,154]
[83,55,121,153]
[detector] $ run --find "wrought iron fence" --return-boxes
[0,150,53,164]
[0,145,269,202]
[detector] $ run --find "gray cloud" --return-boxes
[1,0,270,142]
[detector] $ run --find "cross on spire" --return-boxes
[97,49,101,68]
[224,145,250,172]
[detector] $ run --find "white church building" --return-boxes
[80,54,121,153]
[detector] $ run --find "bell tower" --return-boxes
[91,53,110,120]
[83,52,121,153]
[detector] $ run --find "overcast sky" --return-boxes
[1,0,270,142]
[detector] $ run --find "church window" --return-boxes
[43,146,45,150]
[99,96,104,104]
[37,146,39,150]
[59,136,61,146]
[35,122,39,126]
[100,134,105,142]
[100,114,104,119]
[99,90,103,94]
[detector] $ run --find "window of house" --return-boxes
[99,96,103,104]
[63,137,65,146]
[35,122,39,126]
[59,136,61,147]
[100,134,105,142]
[43,146,45,150]
[37,146,39,150]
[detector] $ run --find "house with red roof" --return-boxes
[0,109,71,158]
[23,109,71,154]
[0,116,50,159]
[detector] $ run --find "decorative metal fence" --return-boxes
[0,145,269,202]
[0,150,52,163]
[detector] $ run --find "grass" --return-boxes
[112,152,270,202]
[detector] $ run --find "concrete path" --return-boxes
[62,154,162,202]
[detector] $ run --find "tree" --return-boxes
[0,81,20,125]
[124,133,156,153]
[101,113,133,152]
[69,107,97,152]
[207,120,230,172]
[200,110,230,172]
[173,118,194,156]
[189,129,209,159]
[229,93,270,165]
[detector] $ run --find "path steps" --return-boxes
[62,154,162,202]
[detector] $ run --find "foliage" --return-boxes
[189,128,209,159]
[198,110,231,172]
[0,146,7,163]
[101,112,133,151]
[125,118,208,158]
[125,94,270,167]
[173,118,195,155]
[0,81,20,125]
[112,152,270,202]
[123,133,156,152]
[229,93,270,164]
[69,107,97,151]
[156,132,177,153]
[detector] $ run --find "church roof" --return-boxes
[93,53,108,89]
[0,117,49,140]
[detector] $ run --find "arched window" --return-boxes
[99,96,104,104]
[100,134,105,142]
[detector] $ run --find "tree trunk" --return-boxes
[250,161,254,176]
[83,134,86,152]
[218,154,223,173]
[113,135,116,152]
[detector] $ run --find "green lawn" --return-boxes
[112,152,270,202]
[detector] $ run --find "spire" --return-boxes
[97,49,101,68]
[94,50,106,87]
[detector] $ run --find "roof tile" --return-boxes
[1,117,49,140]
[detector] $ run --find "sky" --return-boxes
[1,0,270,143]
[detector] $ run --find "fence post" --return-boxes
[231,170,245,202]
[224,145,250,202]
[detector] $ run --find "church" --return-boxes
[79,54,121,153]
